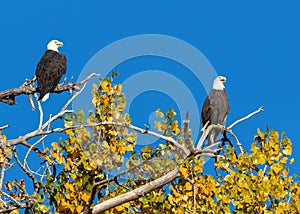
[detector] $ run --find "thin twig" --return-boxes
[226,129,244,153]
[24,135,47,177]
[0,190,25,209]
[228,106,263,129]
[193,182,198,214]
[196,107,264,150]
[85,168,180,214]
[33,93,43,129]
[0,167,5,190]
[99,122,190,156]
[183,111,194,154]
[61,81,88,112]
[6,109,73,147]
[13,148,39,198]
[0,125,9,131]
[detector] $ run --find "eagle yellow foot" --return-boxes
[217,124,226,131]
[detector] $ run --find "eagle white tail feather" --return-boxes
[207,128,220,147]
[41,93,50,102]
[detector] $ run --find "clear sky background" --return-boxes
[0,1,299,184]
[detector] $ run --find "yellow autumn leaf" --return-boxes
[182,195,189,202]
[257,128,264,139]
[90,161,98,170]
[280,157,288,164]
[102,140,110,149]
[253,153,265,165]
[257,169,264,177]
[92,83,98,92]
[251,142,260,153]
[38,204,50,213]
[66,193,71,200]
[168,195,175,205]
[283,144,292,155]
[76,205,84,213]
[52,142,59,150]
[50,150,58,159]
[159,143,166,150]
[81,193,90,202]
[65,129,74,137]
[185,182,193,191]
[114,84,122,95]
[222,194,230,204]
[271,163,282,174]
[44,155,52,163]
[100,80,109,90]
[271,131,279,143]
[70,173,77,179]
[179,165,189,178]
[116,204,125,211]
[65,182,74,192]
[194,164,203,173]
[57,154,64,164]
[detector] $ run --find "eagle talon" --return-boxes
[217,124,226,131]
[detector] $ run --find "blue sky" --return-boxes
[0,1,299,183]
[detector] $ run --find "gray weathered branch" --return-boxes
[0,73,98,105]
[196,107,263,150]
[90,168,180,214]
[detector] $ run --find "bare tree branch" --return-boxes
[89,168,180,214]
[6,74,96,152]
[96,122,190,156]
[0,73,98,105]
[0,73,99,212]
[193,182,198,214]
[196,124,220,150]
[6,109,73,148]
[183,111,194,154]
[228,106,263,129]
[226,129,244,153]
[33,93,44,129]
[196,107,263,150]
[0,125,9,131]
[13,148,39,200]
[0,191,26,211]
[0,168,5,192]
[1,71,264,214]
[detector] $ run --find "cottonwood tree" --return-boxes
[0,74,299,213]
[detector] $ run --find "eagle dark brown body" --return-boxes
[35,49,66,101]
[201,76,229,146]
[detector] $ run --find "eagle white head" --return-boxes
[47,40,63,52]
[212,76,226,90]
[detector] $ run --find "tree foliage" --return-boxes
[0,75,299,213]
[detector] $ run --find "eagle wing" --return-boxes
[201,95,213,128]
[35,50,67,100]
[201,89,229,127]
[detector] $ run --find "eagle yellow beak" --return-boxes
[219,76,226,82]
[55,41,63,47]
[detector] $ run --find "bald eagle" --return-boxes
[201,76,230,146]
[35,40,67,102]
